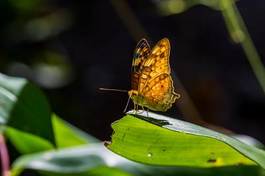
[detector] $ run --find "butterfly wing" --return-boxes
[131,39,151,90]
[138,38,180,111]
[141,73,180,111]
[138,38,171,92]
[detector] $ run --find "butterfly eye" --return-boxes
[129,90,138,97]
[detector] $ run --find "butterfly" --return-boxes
[128,38,180,112]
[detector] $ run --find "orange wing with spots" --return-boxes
[138,38,180,111]
[131,39,151,90]
[137,38,171,92]
[132,39,151,72]
[140,73,179,111]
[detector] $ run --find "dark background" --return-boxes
[0,0,265,143]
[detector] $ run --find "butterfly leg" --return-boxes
[139,105,146,115]
[136,104,139,113]
[133,103,136,114]
[133,103,139,114]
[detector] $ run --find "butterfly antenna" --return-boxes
[99,88,128,93]
[123,94,131,113]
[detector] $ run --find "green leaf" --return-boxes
[5,113,99,153]
[11,144,265,176]
[52,114,99,148]
[5,127,53,154]
[11,144,117,176]
[107,111,265,169]
[0,73,54,144]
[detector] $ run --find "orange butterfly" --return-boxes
[128,38,180,111]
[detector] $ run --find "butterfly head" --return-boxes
[128,89,143,104]
[128,89,138,99]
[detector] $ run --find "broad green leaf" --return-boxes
[0,73,54,144]
[11,144,264,176]
[52,114,99,148]
[107,111,265,169]
[5,127,53,154]
[5,113,98,153]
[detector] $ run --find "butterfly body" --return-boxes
[128,38,180,112]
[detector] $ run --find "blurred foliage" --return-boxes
[0,73,263,176]
[5,127,53,154]
[8,0,43,13]
[0,0,265,175]
[156,0,223,15]
[0,0,74,89]
[0,73,54,144]
[52,114,99,148]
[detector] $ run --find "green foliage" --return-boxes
[0,0,264,175]
[11,144,108,176]
[8,0,43,12]
[0,73,54,144]
[108,112,265,168]
[157,0,226,15]
[11,144,265,176]
[52,114,99,148]
[156,0,240,15]
[5,127,53,154]
[0,73,264,176]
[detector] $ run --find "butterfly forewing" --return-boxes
[138,38,171,92]
[131,39,151,90]
[132,39,151,72]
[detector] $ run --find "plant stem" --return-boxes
[221,0,265,93]
[0,134,10,176]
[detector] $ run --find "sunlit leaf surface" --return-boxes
[11,144,264,176]
[107,111,265,169]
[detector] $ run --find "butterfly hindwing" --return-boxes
[141,73,179,111]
